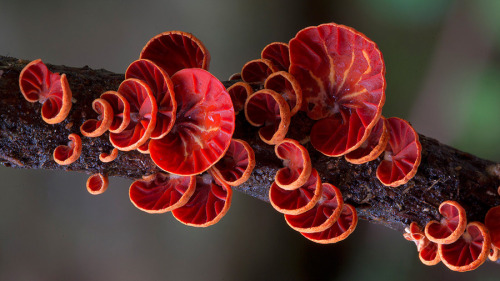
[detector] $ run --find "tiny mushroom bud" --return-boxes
[241,58,278,84]
[345,116,389,164]
[99,148,118,163]
[209,139,255,187]
[86,173,109,195]
[261,42,290,71]
[226,82,253,114]
[424,200,467,245]
[80,98,113,137]
[53,133,82,165]
[274,138,312,190]
[264,71,302,116]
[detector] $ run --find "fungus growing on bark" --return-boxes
[172,173,232,227]
[244,89,291,145]
[261,42,290,71]
[227,82,253,114]
[438,222,491,272]
[269,169,322,215]
[484,205,500,249]
[100,91,131,134]
[289,23,386,157]
[86,173,108,195]
[404,222,440,266]
[241,59,278,84]
[19,59,72,124]
[53,133,82,165]
[129,173,196,214]
[285,183,343,233]
[345,117,389,164]
[149,68,235,176]
[109,78,157,151]
[425,201,467,245]
[99,148,118,163]
[489,245,499,262]
[140,31,210,76]
[210,139,255,186]
[274,138,312,190]
[264,71,302,116]
[376,117,421,187]
[80,98,113,137]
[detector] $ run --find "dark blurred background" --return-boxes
[0,0,499,280]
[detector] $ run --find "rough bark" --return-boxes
[1,56,499,235]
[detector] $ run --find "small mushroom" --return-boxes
[100,91,131,134]
[404,222,440,266]
[241,58,278,84]
[226,82,253,114]
[129,173,196,214]
[86,173,108,195]
[438,222,491,272]
[172,173,232,227]
[269,169,322,215]
[53,133,82,165]
[99,148,118,163]
[489,245,499,262]
[484,205,500,249]
[209,139,255,186]
[244,89,291,145]
[140,31,210,76]
[261,42,290,71]
[425,201,467,245]
[264,71,302,116]
[376,117,422,187]
[345,116,389,164]
[80,98,113,137]
[228,73,242,81]
[274,138,312,190]
[19,59,72,124]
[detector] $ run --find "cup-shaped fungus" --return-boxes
[209,139,255,186]
[53,133,82,165]
[285,183,343,233]
[484,205,500,249]
[376,117,421,187]
[269,169,322,215]
[289,23,386,157]
[424,200,467,245]
[244,89,291,145]
[99,148,118,163]
[129,173,196,214]
[241,59,278,84]
[264,71,302,116]
[140,31,210,76]
[274,139,312,190]
[80,98,113,137]
[261,42,290,71]
[404,222,440,266]
[100,91,131,134]
[172,173,232,227]
[345,117,389,164]
[149,68,235,176]
[226,82,253,114]
[125,59,177,139]
[300,203,358,244]
[109,79,157,151]
[86,173,109,195]
[489,245,499,262]
[19,59,72,124]
[438,222,491,272]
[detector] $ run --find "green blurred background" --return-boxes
[0,0,499,280]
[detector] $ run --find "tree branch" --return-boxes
[1,56,499,236]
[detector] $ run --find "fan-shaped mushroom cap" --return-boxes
[274,139,312,190]
[264,71,302,116]
[403,222,440,266]
[241,58,278,84]
[376,117,421,187]
[245,89,291,145]
[80,98,113,137]
[289,23,386,156]
[100,91,131,134]
[261,42,290,71]
[285,183,343,233]
[425,200,467,245]
[140,31,210,76]
[19,59,72,124]
[438,222,491,272]
[227,82,253,114]
[125,59,177,139]
[109,79,157,151]
[86,173,108,195]
[485,205,500,249]
[269,169,322,215]
[129,173,196,214]
[149,68,235,176]
[345,116,389,164]
[300,203,358,244]
[53,133,82,165]
[210,139,255,186]
[172,173,232,227]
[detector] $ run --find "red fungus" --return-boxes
[109,78,157,151]
[241,59,278,84]
[438,222,491,272]
[140,31,210,76]
[172,173,232,227]
[300,203,358,244]
[149,68,235,176]
[376,117,421,187]
[285,183,343,233]
[228,73,242,81]
[261,42,290,71]
[19,59,72,124]
[425,200,467,245]
[264,71,302,116]
[86,173,108,195]
[489,245,499,262]
[244,89,291,145]
[125,59,177,139]
[137,139,150,154]
[129,173,196,214]
[269,169,322,215]
[404,222,440,266]
[100,91,131,134]
[99,148,118,163]
[289,23,386,157]
[210,139,255,186]
[226,82,253,114]
[80,98,113,137]
[274,138,312,190]
[484,205,500,249]
[345,116,389,164]
[53,133,82,165]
